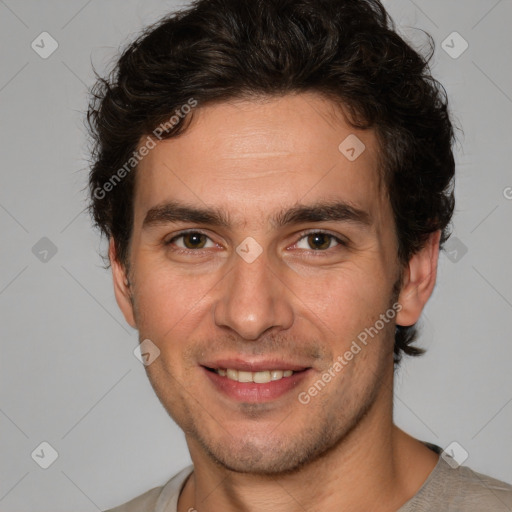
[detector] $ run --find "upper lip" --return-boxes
[201,358,310,372]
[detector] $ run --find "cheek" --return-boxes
[291,263,390,334]
[131,260,216,337]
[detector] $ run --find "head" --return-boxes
[87,0,455,474]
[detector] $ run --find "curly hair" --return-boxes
[87,0,456,365]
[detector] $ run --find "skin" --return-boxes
[111,93,441,512]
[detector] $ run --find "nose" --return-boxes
[213,250,294,340]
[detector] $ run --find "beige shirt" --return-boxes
[104,445,512,511]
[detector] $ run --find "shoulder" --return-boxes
[445,463,512,510]
[103,465,194,512]
[422,456,512,511]
[103,486,162,512]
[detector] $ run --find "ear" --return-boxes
[396,230,441,327]
[109,238,137,329]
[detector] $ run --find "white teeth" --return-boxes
[238,371,253,383]
[271,370,283,381]
[215,368,296,383]
[254,371,271,383]
[226,369,238,380]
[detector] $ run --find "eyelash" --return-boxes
[164,230,217,255]
[293,230,348,254]
[164,229,347,255]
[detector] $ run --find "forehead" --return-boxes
[133,93,386,227]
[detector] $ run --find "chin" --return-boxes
[206,446,309,475]
[192,422,342,476]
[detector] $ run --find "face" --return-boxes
[112,93,429,474]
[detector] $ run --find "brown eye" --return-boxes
[168,231,214,250]
[182,232,208,249]
[294,231,345,252]
[306,233,335,250]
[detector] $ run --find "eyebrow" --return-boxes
[272,201,371,228]
[142,200,372,230]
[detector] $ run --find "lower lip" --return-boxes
[202,367,311,402]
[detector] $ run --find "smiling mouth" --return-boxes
[204,367,305,384]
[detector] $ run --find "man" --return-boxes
[87,0,512,510]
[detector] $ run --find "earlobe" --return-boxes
[396,230,441,327]
[109,238,137,329]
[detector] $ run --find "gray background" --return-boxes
[0,0,511,510]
